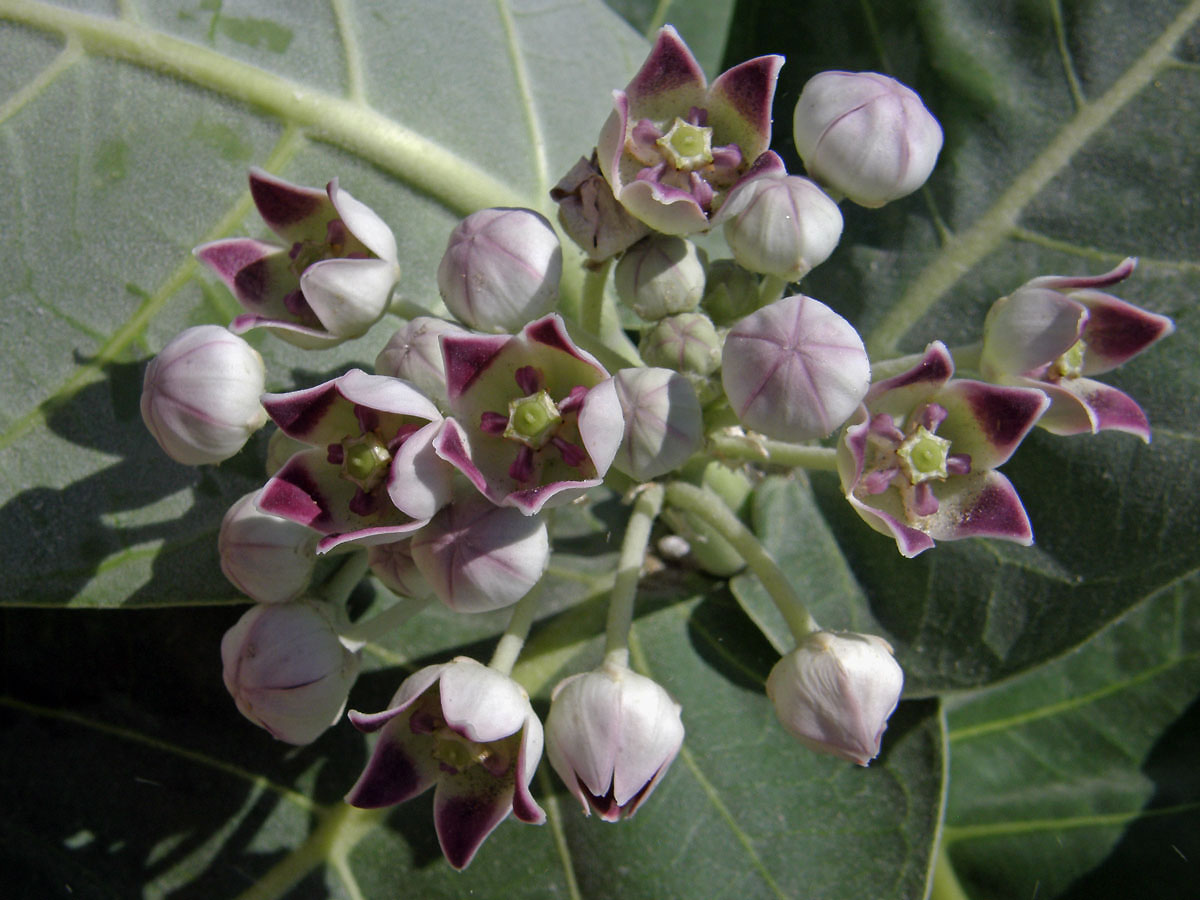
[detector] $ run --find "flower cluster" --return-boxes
[140,26,1174,871]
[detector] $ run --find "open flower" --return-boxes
[597,26,782,235]
[981,258,1174,441]
[838,342,1049,557]
[257,369,445,551]
[345,657,545,870]
[546,662,684,821]
[195,169,400,348]
[434,315,623,515]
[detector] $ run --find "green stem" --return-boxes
[316,551,369,606]
[757,274,788,307]
[340,594,433,647]
[707,432,839,470]
[603,483,665,667]
[489,579,546,676]
[581,259,613,338]
[663,482,818,642]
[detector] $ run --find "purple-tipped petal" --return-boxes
[1039,377,1152,441]
[433,767,519,870]
[1076,291,1176,374]
[442,333,510,403]
[706,54,783,162]
[194,238,286,302]
[927,471,1034,545]
[935,380,1049,469]
[610,178,711,235]
[248,167,334,244]
[1025,256,1136,293]
[865,342,954,419]
[847,490,936,558]
[625,26,708,115]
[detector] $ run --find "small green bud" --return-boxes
[701,260,762,327]
[615,235,707,321]
[640,313,722,378]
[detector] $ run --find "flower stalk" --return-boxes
[603,483,665,667]
[664,481,818,641]
[489,579,548,676]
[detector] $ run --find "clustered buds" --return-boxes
[137,24,1174,874]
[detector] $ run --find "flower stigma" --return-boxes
[657,117,715,170]
[1054,339,1085,379]
[504,391,563,449]
[896,425,951,484]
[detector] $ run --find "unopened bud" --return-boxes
[722,294,869,441]
[614,236,707,321]
[639,313,722,379]
[766,631,904,766]
[367,538,433,599]
[437,208,562,332]
[140,325,268,465]
[719,175,843,281]
[218,490,318,603]
[606,368,703,481]
[701,260,762,326]
[551,154,650,262]
[221,600,361,745]
[793,71,942,208]
[374,317,465,409]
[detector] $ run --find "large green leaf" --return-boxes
[942,573,1200,900]
[0,0,1197,897]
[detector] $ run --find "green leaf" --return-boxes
[941,573,1200,900]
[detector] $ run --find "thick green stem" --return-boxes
[581,259,613,338]
[316,551,369,606]
[664,482,818,642]
[489,579,546,676]
[340,595,433,647]
[603,483,665,667]
[707,432,839,470]
[757,274,788,307]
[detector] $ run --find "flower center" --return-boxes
[657,117,715,170]
[1054,339,1085,379]
[338,433,392,492]
[504,391,562,449]
[896,425,952,484]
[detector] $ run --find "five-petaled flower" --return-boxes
[838,342,1050,557]
[195,168,400,348]
[345,657,545,870]
[257,369,443,552]
[434,314,623,515]
[597,25,782,235]
[981,258,1174,442]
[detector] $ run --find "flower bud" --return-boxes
[605,368,703,481]
[722,294,869,441]
[221,600,361,745]
[639,313,722,379]
[614,236,707,321]
[546,662,684,821]
[766,631,904,766]
[374,316,465,409]
[410,493,550,613]
[367,538,433,600]
[793,71,943,208]
[701,260,762,326]
[140,325,268,465]
[437,207,562,332]
[719,175,843,281]
[550,154,650,262]
[218,490,318,603]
